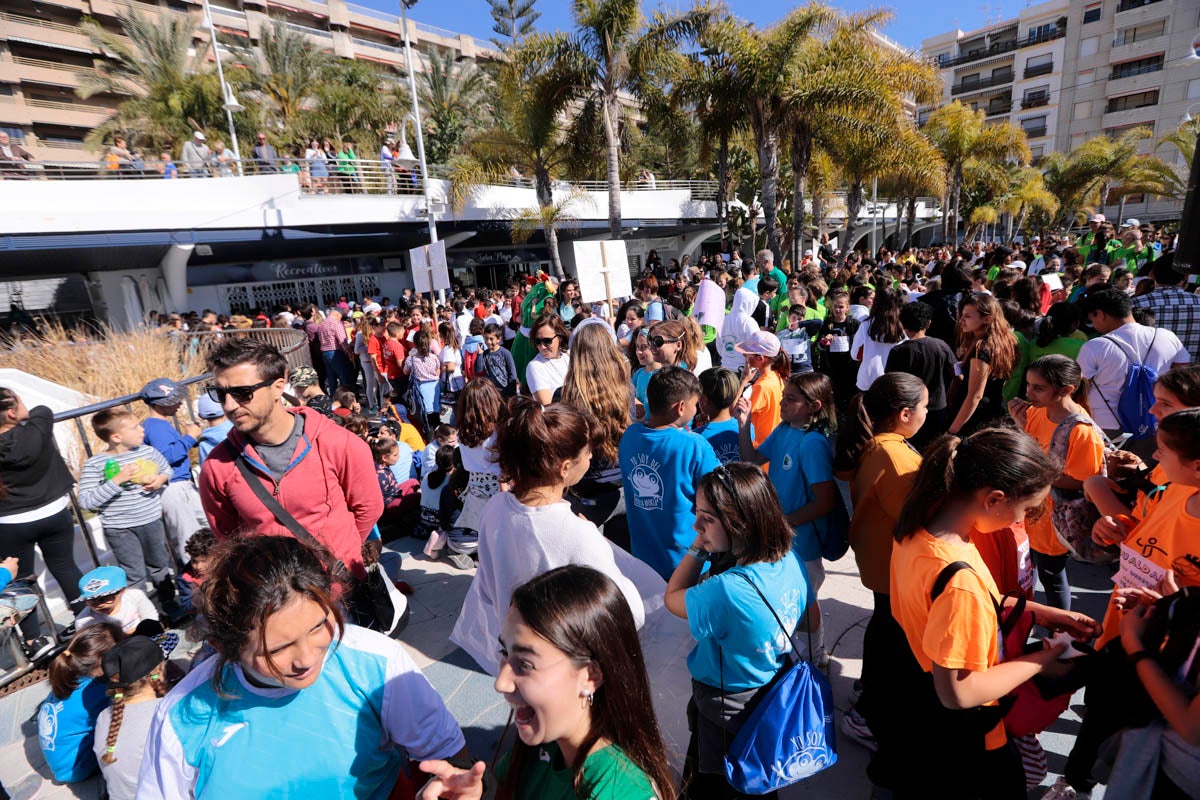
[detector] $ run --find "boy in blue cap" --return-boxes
[139,378,206,562]
[75,566,162,637]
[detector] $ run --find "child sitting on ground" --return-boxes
[418,445,457,554]
[332,387,360,417]
[78,410,174,597]
[372,437,420,529]
[94,636,170,800]
[75,566,162,637]
[38,623,122,783]
[422,424,458,475]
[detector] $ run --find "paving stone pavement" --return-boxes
[0,535,1114,798]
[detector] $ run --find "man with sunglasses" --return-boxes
[197,339,383,579]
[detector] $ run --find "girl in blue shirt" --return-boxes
[696,367,743,465]
[734,372,837,667]
[628,328,662,420]
[664,463,810,800]
[38,623,121,783]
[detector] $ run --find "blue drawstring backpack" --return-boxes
[723,574,837,794]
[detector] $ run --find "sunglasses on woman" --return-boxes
[205,379,274,404]
[532,336,559,348]
[649,335,682,348]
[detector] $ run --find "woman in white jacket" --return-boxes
[718,287,761,374]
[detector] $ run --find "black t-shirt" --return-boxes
[960,345,1009,436]
[884,336,957,411]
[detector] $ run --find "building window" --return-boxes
[1030,145,1045,159]
[1114,19,1166,46]
[1024,53,1054,78]
[1021,116,1048,138]
[1189,78,1200,100]
[1073,100,1091,120]
[1083,5,1102,24]
[1105,90,1159,113]
[0,126,24,141]
[1105,121,1155,137]
[1027,22,1058,42]
[1110,54,1165,79]
[0,85,14,97]
[1079,36,1099,57]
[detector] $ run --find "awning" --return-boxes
[6,36,95,55]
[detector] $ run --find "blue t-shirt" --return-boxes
[198,420,233,465]
[619,424,720,579]
[39,677,109,782]
[389,441,417,483]
[684,553,811,691]
[696,418,742,465]
[758,425,834,562]
[142,417,197,483]
[631,367,657,414]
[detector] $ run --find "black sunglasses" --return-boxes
[205,379,274,404]
[650,335,682,348]
[532,336,559,347]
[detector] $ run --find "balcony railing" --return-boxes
[1024,62,1054,78]
[951,72,1015,95]
[346,2,399,24]
[1023,28,1065,47]
[1021,93,1050,109]
[936,26,1063,69]
[1022,126,1048,138]
[0,11,92,37]
[1110,62,1164,80]
[985,103,1012,117]
[285,21,333,40]
[1113,28,1164,47]
[351,36,402,54]
[10,56,92,75]
[1116,0,1164,12]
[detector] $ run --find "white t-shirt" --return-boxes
[459,434,501,475]
[691,346,712,377]
[449,491,645,675]
[1078,321,1190,430]
[75,588,158,635]
[525,352,570,398]
[455,312,474,342]
[851,322,907,391]
[441,346,463,391]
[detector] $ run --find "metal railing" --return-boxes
[1023,62,1054,79]
[25,98,115,116]
[1110,61,1164,80]
[985,102,1013,117]
[951,72,1014,95]
[1022,125,1048,138]
[285,21,333,40]
[351,36,402,54]
[9,56,93,75]
[1021,93,1050,109]
[1116,0,1164,12]
[937,26,1063,69]
[1113,27,1165,47]
[0,157,721,201]
[346,1,399,24]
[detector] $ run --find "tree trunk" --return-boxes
[844,179,865,252]
[812,194,824,253]
[941,189,951,243]
[1014,205,1029,244]
[534,165,564,278]
[790,127,812,271]
[892,195,904,248]
[905,195,917,249]
[603,86,622,240]
[1117,194,1128,228]
[755,123,782,265]
[546,224,565,279]
[717,133,729,250]
[952,167,964,247]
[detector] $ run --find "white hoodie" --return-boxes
[719,287,760,373]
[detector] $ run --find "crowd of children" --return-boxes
[4,238,1200,800]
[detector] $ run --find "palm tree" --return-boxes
[998,166,1058,243]
[302,60,403,152]
[528,0,712,240]
[418,51,493,164]
[237,20,328,141]
[877,128,945,249]
[806,147,838,249]
[1158,116,1199,172]
[448,34,592,277]
[510,191,592,271]
[79,10,245,152]
[923,101,1030,245]
[1041,127,1160,228]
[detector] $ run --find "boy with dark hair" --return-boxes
[476,323,519,397]
[752,276,780,329]
[885,302,956,449]
[619,366,720,579]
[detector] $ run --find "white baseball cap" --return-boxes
[1088,214,1106,223]
[194,131,206,141]
[1121,218,1140,228]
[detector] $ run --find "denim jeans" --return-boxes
[103,519,172,587]
[1032,549,1071,611]
[0,506,84,639]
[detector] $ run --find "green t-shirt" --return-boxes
[496,743,657,800]
[1028,332,1085,363]
[1002,330,1031,403]
[1110,244,1155,274]
[775,304,823,333]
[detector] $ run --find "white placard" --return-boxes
[1040,273,1063,291]
[409,240,450,294]
[1114,543,1168,592]
[573,240,633,305]
[829,334,850,354]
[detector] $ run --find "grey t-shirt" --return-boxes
[253,414,305,478]
[94,699,160,800]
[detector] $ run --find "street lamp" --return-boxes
[201,0,243,175]
[399,0,438,254]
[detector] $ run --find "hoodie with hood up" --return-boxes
[198,406,383,577]
[718,287,761,373]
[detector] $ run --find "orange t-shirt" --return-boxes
[1133,464,1169,520]
[1022,407,1106,557]
[848,434,921,593]
[1098,483,1200,646]
[748,370,782,451]
[890,529,1007,750]
[973,522,1035,599]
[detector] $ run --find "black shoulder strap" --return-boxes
[931,560,973,603]
[233,455,323,552]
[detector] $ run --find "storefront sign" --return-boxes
[188,256,383,286]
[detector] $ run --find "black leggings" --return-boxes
[0,507,85,639]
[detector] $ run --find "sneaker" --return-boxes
[22,635,57,663]
[447,553,474,570]
[839,708,877,752]
[1042,778,1090,799]
[848,678,864,706]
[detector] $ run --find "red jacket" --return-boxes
[198,407,383,577]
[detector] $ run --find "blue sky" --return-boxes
[371,0,1028,50]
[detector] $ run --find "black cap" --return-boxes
[101,636,164,685]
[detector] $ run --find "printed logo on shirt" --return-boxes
[211,722,247,748]
[539,747,552,763]
[781,454,794,471]
[714,443,740,465]
[38,702,61,751]
[756,587,802,658]
[628,455,664,511]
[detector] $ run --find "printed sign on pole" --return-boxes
[409,240,450,295]
[574,240,633,308]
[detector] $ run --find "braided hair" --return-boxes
[101,663,168,764]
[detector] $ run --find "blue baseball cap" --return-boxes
[196,394,225,420]
[140,378,184,407]
[78,566,127,600]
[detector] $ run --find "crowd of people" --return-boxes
[1,223,1199,800]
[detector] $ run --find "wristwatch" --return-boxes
[686,545,710,562]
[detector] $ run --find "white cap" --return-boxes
[1121,218,1140,228]
[1088,213,1106,223]
[194,131,206,141]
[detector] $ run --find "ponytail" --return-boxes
[770,350,791,382]
[1027,354,1091,415]
[834,373,926,472]
[427,445,456,490]
[101,667,168,765]
[48,623,121,699]
[895,427,1059,542]
[493,397,599,497]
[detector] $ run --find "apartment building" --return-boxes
[919,0,1199,223]
[0,0,498,160]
